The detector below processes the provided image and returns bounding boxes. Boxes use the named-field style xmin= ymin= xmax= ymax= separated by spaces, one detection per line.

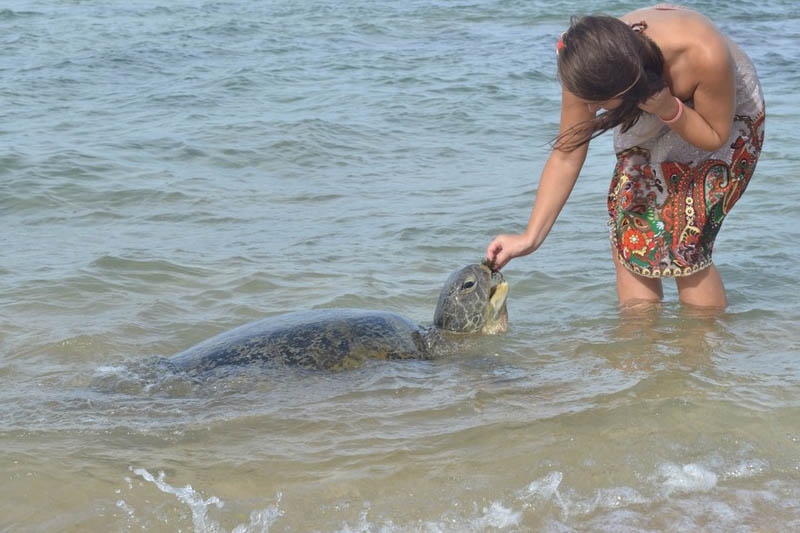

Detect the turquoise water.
xmin=2 ymin=1 xmax=799 ymax=531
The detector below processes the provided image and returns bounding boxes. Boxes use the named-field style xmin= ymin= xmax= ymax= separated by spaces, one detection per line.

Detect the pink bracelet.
xmin=660 ymin=96 xmax=684 ymax=124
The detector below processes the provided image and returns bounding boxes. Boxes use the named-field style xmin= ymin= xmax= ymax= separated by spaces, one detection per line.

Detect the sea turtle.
xmin=169 ymin=262 xmax=509 ymax=372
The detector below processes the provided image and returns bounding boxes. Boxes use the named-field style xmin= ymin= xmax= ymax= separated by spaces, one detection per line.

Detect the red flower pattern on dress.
xmin=621 ymin=228 xmax=648 ymax=259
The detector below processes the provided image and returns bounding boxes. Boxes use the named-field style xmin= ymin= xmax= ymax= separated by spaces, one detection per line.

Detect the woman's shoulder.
xmin=619 ymin=5 xmax=708 ymax=27
xmin=620 ymin=5 xmax=729 ymax=63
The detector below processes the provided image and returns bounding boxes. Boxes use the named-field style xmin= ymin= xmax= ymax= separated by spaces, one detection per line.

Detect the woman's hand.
xmin=485 ymin=233 xmax=536 ymax=271
xmin=638 ymin=87 xmax=679 ymax=120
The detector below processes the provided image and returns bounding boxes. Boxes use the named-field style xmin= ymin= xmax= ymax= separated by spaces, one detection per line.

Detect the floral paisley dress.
xmin=608 ymin=24 xmax=765 ymax=278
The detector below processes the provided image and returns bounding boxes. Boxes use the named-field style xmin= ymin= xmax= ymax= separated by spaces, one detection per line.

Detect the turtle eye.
xmin=461 ymin=278 xmax=476 ymax=290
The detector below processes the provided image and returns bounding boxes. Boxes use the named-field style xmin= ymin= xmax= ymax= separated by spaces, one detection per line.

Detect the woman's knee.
xmin=612 ymin=249 xmax=663 ymax=305
xmin=675 ymin=265 xmax=727 ymax=308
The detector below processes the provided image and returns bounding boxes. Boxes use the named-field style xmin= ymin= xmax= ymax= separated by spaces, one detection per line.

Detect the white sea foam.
xmin=517 ymin=471 xmax=567 ymax=518
xmin=524 ymin=471 xmax=564 ymax=501
xmin=124 ymin=462 xmax=793 ymax=532
xmin=132 ymin=467 xmax=283 ymax=533
xmin=519 ymin=471 xmax=651 ymax=519
xmin=134 ymin=468 xmax=224 ymax=532
xmin=336 ymin=509 xmax=397 ymax=533
xmin=476 ymin=502 xmax=523 ymax=529
xmin=335 ymin=501 xmax=522 ymax=533
xmin=115 ymin=499 xmax=135 ymax=518
xmin=92 ymin=365 xmax=126 ymax=376
xmin=231 ymin=508 xmax=286 ymax=533
xmin=721 ymin=458 xmax=770 ymax=480
xmin=657 ymin=462 xmax=718 ymax=495
xmin=591 ymin=486 xmax=650 ymax=510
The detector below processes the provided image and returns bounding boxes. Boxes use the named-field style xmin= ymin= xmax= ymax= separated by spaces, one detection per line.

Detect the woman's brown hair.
xmin=555 ymin=15 xmax=667 ymax=151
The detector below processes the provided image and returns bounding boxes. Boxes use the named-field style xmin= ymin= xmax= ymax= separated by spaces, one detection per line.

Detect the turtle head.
xmin=432 ymin=262 xmax=509 ymax=334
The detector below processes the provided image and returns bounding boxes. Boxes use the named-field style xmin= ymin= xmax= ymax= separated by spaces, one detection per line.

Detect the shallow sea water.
xmin=2 ymin=1 xmax=800 ymax=531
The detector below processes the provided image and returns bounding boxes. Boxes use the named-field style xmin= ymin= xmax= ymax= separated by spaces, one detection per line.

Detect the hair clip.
xmin=556 ymin=32 xmax=566 ymax=55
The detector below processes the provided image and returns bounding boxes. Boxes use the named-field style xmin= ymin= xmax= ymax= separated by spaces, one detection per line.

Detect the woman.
xmin=485 ymin=5 xmax=764 ymax=308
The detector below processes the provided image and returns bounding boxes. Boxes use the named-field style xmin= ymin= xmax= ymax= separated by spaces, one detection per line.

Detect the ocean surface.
xmin=2 ymin=0 xmax=799 ymax=531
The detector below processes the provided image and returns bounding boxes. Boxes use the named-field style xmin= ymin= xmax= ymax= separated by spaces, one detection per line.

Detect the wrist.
xmin=658 ymin=96 xmax=684 ymax=123
xmin=521 ymin=229 xmax=541 ymax=253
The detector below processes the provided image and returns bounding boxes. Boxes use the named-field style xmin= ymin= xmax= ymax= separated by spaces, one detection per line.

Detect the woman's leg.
xmin=611 ymin=247 xmax=664 ymax=307
xmin=675 ymin=264 xmax=727 ymax=308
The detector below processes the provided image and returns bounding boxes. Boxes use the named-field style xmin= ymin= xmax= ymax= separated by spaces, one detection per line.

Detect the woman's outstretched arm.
xmin=487 ymin=89 xmax=592 ymax=269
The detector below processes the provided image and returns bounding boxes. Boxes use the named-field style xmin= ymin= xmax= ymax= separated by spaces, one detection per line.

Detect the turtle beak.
xmin=483 ymin=271 xmax=509 ymax=334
